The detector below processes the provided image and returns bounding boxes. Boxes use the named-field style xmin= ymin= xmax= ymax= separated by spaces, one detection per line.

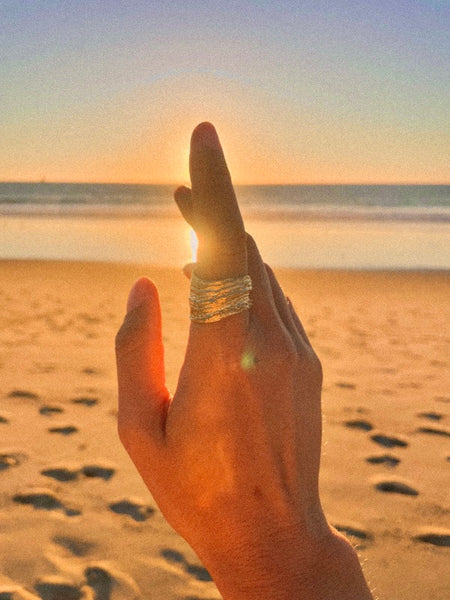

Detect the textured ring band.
xmin=189 ymin=272 xmax=252 ymax=323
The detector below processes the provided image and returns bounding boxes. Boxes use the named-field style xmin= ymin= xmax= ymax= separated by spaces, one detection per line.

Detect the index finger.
xmin=189 ymin=122 xmax=247 ymax=281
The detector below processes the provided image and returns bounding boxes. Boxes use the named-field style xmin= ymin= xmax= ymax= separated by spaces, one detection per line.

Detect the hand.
xmin=115 ymin=123 xmax=372 ymax=600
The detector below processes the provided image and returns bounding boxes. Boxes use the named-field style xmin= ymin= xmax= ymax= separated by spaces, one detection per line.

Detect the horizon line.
xmin=1 ymin=179 xmax=449 ymax=187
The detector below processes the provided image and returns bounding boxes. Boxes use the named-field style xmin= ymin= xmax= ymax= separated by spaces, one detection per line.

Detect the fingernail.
xmin=127 ymin=277 xmax=151 ymax=312
xmin=193 ymin=122 xmax=221 ymax=150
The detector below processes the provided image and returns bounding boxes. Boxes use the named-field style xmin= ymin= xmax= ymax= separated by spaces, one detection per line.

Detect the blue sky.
xmin=1 ymin=0 xmax=448 ymax=183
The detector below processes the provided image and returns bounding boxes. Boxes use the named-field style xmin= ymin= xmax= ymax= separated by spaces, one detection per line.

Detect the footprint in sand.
xmin=82 ymin=464 xmax=115 ymax=481
xmin=48 ymin=426 xmax=78 ymax=436
xmin=375 ymin=480 xmax=419 ymax=496
xmin=7 ymin=390 xmax=39 ymax=400
xmin=71 ymin=397 xmax=99 ymax=407
xmin=344 ymin=419 xmax=373 ymax=432
xmin=335 ymin=382 xmax=356 ymax=389
xmin=109 ymin=499 xmax=154 ymax=522
xmin=366 ymin=454 xmax=400 ymax=467
xmin=0 ymin=579 xmax=41 ymax=599
xmin=41 ymin=463 xmax=115 ymax=483
xmin=39 ymin=405 xmax=64 ymax=416
xmin=13 ymin=489 xmax=81 ymax=516
xmin=333 ymin=524 xmax=373 ymax=541
xmin=84 ymin=563 xmax=140 ymax=600
xmin=82 ymin=367 xmax=100 ymax=376
xmin=0 ymin=452 xmax=27 ymax=471
xmin=13 ymin=490 xmax=63 ymax=511
xmin=160 ymin=548 xmax=185 ymax=565
xmin=370 ymin=434 xmax=408 ymax=449
xmin=185 ymin=564 xmax=213 ymax=582
xmin=0 ymin=590 xmax=41 ymax=599
xmin=33 ymin=362 xmax=57 ymax=374
xmin=34 ymin=576 xmax=82 ymax=600
xmin=434 ymin=396 xmax=450 ymax=403
xmin=418 ymin=411 xmax=443 ymax=421
xmin=413 ymin=530 xmax=450 ymax=547
xmin=53 ymin=535 xmax=95 ymax=557
xmin=415 ymin=426 xmax=450 ymax=438
xmin=160 ymin=548 xmax=213 ymax=582
xmin=41 ymin=466 xmax=79 ymax=482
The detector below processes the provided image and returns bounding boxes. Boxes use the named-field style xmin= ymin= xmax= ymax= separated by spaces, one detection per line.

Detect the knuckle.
xmin=263 ymin=262 xmax=275 ymax=278
xmin=245 ymin=233 xmax=257 ymax=248
xmin=227 ymin=228 xmax=247 ymax=249
xmin=200 ymin=220 xmax=245 ymax=245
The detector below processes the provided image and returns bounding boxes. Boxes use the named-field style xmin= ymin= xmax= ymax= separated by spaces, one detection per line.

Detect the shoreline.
xmin=1 ymin=216 xmax=449 ymax=271
xmin=2 ymin=256 xmax=450 ymax=270
xmin=1 ymin=206 xmax=449 ymax=222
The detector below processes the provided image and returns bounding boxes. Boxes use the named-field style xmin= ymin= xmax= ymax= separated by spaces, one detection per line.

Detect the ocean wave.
xmin=1 ymin=202 xmax=449 ymax=223
xmin=241 ymin=204 xmax=450 ymax=223
xmin=0 ymin=203 xmax=179 ymax=218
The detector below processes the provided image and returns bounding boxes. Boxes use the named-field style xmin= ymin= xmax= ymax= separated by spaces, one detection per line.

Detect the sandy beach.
xmin=0 ymin=259 xmax=448 ymax=600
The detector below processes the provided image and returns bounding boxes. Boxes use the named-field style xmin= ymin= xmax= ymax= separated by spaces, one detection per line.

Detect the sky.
xmin=1 ymin=0 xmax=448 ymax=184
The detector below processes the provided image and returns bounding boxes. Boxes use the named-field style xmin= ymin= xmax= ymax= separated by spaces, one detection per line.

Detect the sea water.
xmin=1 ymin=183 xmax=449 ymax=269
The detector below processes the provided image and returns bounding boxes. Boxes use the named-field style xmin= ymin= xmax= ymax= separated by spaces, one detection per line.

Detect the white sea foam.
xmin=1 ymin=201 xmax=449 ymax=223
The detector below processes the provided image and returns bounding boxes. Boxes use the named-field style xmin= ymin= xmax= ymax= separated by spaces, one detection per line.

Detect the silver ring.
xmin=189 ymin=272 xmax=252 ymax=323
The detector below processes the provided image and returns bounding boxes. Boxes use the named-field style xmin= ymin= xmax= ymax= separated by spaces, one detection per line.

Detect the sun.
xmin=189 ymin=229 xmax=199 ymax=263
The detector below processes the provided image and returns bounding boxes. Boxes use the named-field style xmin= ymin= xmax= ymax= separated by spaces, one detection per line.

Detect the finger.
xmin=246 ymin=234 xmax=280 ymax=322
xmin=174 ymin=185 xmax=194 ymax=228
xmin=189 ymin=122 xmax=247 ymax=281
xmin=115 ymin=278 xmax=170 ymax=448
xmin=264 ymin=265 xmax=311 ymax=350
xmin=286 ymin=297 xmax=313 ymax=348
xmin=177 ymin=183 xmax=308 ymax=347
xmin=264 ymin=264 xmax=294 ymax=328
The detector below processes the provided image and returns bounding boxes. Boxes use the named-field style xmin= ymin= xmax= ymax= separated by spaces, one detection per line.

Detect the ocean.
xmin=1 ymin=183 xmax=449 ymax=270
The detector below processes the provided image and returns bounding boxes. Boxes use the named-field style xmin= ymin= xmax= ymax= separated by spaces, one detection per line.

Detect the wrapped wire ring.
xmin=189 ymin=272 xmax=252 ymax=323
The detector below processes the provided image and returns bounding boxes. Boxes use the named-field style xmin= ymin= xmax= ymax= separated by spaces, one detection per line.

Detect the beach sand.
xmin=0 ymin=260 xmax=448 ymax=599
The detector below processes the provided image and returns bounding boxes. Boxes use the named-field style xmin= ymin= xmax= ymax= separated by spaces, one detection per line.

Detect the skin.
xmin=115 ymin=122 xmax=373 ymax=600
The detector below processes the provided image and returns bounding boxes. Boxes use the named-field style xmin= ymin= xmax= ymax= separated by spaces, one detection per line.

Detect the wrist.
xmin=198 ymin=524 xmax=372 ymax=600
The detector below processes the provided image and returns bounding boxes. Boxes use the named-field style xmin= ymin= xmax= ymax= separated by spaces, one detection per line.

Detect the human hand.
xmin=115 ymin=123 xmax=372 ymax=600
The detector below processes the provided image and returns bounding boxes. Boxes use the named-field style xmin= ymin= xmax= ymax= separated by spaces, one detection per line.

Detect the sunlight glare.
xmin=190 ymin=228 xmax=199 ymax=263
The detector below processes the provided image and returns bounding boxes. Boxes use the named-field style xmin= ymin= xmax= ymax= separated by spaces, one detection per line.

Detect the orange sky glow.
xmin=1 ymin=3 xmax=448 ymax=185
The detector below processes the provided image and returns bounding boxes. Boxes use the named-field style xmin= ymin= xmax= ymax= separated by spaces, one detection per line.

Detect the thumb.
xmin=115 ymin=277 xmax=170 ymax=450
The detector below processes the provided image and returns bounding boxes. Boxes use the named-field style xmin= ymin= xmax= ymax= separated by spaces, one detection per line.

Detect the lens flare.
xmin=241 ymin=350 xmax=256 ymax=371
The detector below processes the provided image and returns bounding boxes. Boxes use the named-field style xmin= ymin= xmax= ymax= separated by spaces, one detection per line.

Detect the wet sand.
xmin=0 ymin=260 xmax=448 ymax=599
